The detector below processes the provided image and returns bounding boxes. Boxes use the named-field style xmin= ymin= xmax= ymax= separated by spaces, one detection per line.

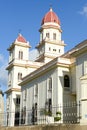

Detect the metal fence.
xmin=0 ymin=101 xmax=81 ymax=126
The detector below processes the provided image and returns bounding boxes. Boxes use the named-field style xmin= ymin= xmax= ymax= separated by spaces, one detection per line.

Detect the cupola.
xmin=16 ymin=33 xmax=27 ymax=43
xmin=41 ymin=8 xmax=60 ymax=25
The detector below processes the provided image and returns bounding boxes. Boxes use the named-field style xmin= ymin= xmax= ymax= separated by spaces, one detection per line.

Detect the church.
xmin=6 ymin=8 xmax=87 ymax=126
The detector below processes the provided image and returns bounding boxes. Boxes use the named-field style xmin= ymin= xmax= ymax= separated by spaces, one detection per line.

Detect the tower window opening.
xmin=46 ymin=33 xmax=50 ymax=38
xmin=49 ymin=47 xmax=51 ymax=51
xmin=53 ymin=33 xmax=56 ymax=40
xmin=19 ymin=51 xmax=23 ymax=59
xmin=59 ymin=49 xmax=60 ymax=53
xmin=16 ymin=96 xmax=20 ymax=105
xmin=18 ymin=73 xmax=22 ymax=81
xmin=53 ymin=49 xmax=56 ymax=52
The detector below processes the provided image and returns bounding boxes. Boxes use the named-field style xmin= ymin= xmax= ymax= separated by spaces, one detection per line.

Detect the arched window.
xmin=64 ymin=75 xmax=70 ymax=88
xmin=19 ymin=51 xmax=23 ymax=59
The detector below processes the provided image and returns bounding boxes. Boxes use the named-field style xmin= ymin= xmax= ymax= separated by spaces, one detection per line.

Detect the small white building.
xmin=6 ymin=8 xmax=87 ymax=126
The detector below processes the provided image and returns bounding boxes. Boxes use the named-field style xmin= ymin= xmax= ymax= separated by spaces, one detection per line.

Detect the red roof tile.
xmin=16 ymin=34 xmax=27 ymax=43
xmin=41 ymin=8 xmax=60 ymax=25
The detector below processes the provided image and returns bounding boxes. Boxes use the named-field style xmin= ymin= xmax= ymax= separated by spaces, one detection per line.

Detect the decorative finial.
xmin=50 ymin=3 xmax=53 ymax=11
xmin=18 ymin=29 xmax=22 ymax=35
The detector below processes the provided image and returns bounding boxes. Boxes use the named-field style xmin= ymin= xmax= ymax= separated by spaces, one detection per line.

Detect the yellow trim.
xmin=20 ymin=57 xmax=70 ymax=86
xmin=5 ymin=88 xmax=21 ymax=94
xmin=6 ymin=60 xmax=41 ymax=70
xmin=7 ymin=41 xmax=31 ymax=51
xmin=39 ymin=25 xmax=62 ymax=33
xmin=36 ymin=53 xmax=57 ymax=62
xmin=36 ymin=40 xmax=66 ymax=48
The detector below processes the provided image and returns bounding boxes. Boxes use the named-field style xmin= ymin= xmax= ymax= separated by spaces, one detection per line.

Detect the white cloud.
xmin=79 ymin=4 xmax=87 ymax=17
xmin=29 ymin=49 xmax=38 ymax=61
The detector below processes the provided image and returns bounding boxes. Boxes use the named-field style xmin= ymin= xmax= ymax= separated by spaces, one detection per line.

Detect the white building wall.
xmin=70 ymin=64 xmax=76 ymax=94
xmin=58 ymin=67 xmax=65 ymax=104
xmin=0 ymin=92 xmax=4 ymax=126
xmin=12 ymin=66 xmax=26 ymax=89
xmin=57 ymin=66 xmax=76 ymax=104
xmin=80 ymin=76 xmax=87 ymax=124
xmin=21 ymin=67 xmax=59 ymax=124
xmin=6 ymin=91 xmax=21 ymax=126
xmin=76 ymin=52 xmax=87 ymax=102
xmin=45 ymin=42 xmax=64 ymax=57
xmin=14 ymin=44 xmax=29 ymax=60
xmin=21 ymin=63 xmax=77 ymax=125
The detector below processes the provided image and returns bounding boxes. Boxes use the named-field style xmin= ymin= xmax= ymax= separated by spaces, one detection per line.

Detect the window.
xmin=48 ymin=98 xmax=52 ymax=113
xmin=7 ymin=97 xmax=10 ymax=108
xmin=46 ymin=33 xmax=50 ymax=38
xmin=8 ymin=72 xmax=12 ymax=87
xmin=32 ymin=103 xmax=37 ymax=123
xmin=34 ymin=103 xmax=37 ymax=122
xmin=53 ymin=33 xmax=56 ymax=40
xmin=18 ymin=73 xmax=22 ymax=81
xmin=59 ymin=49 xmax=60 ymax=53
xmin=53 ymin=49 xmax=56 ymax=52
xmin=45 ymin=98 xmax=52 ymax=116
xmin=24 ymin=89 xmax=27 ymax=101
xmin=35 ymin=84 xmax=38 ymax=96
xmin=21 ymin=106 xmax=26 ymax=124
xmin=84 ymin=62 xmax=87 ymax=74
xmin=48 ymin=78 xmax=52 ymax=91
xmin=19 ymin=51 xmax=23 ymax=59
xmin=40 ymin=32 xmax=43 ymax=41
xmin=16 ymin=96 xmax=20 ymax=105
xmin=64 ymin=75 xmax=70 ymax=88
xmin=9 ymin=50 xmax=14 ymax=62
xmin=49 ymin=47 xmax=51 ymax=51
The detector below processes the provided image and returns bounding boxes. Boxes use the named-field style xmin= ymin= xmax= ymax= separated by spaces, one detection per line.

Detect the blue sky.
xmin=0 ymin=0 xmax=87 ymax=92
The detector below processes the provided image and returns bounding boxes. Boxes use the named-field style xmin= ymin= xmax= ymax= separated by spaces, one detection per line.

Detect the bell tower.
xmin=36 ymin=8 xmax=66 ymax=63
xmin=6 ymin=33 xmax=31 ymax=126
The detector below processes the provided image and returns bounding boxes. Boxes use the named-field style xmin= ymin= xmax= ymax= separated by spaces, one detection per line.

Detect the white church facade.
xmin=6 ymin=8 xmax=87 ymax=126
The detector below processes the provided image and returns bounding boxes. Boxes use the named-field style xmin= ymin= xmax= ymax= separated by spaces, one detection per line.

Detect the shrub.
xmin=54 ymin=111 xmax=61 ymax=122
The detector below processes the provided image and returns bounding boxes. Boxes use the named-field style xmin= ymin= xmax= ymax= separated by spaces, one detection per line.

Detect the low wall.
xmin=0 ymin=124 xmax=87 ymax=130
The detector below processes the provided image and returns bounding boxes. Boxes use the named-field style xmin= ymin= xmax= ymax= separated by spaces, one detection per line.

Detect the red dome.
xmin=41 ymin=8 xmax=60 ymax=25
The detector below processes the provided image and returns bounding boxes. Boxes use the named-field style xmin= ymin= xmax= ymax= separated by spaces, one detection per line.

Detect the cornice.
xmin=36 ymin=53 xmax=57 ymax=62
xmin=6 ymin=59 xmax=43 ymax=70
xmin=36 ymin=39 xmax=66 ymax=48
xmin=63 ymin=40 xmax=87 ymax=58
xmin=19 ymin=57 xmax=71 ymax=86
xmin=39 ymin=24 xmax=62 ymax=33
xmin=7 ymin=41 xmax=31 ymax=51
xmin=5 ymin=88 xmax=21 ymax=94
